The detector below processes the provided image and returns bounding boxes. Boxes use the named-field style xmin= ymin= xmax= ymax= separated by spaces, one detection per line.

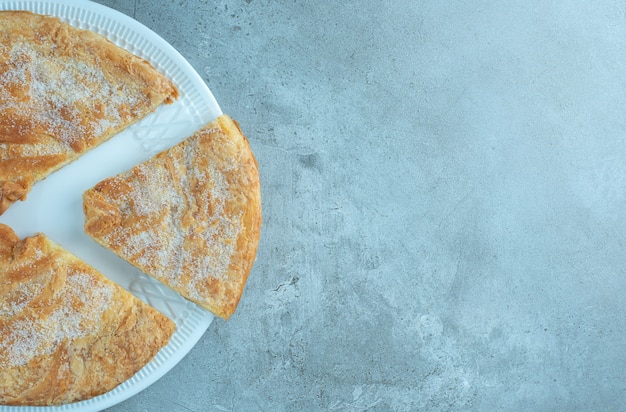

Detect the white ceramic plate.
xmin=0 ymin=1 xmax=219 ymax=410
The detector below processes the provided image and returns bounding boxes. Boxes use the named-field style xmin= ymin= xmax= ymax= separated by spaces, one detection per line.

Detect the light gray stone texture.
xmin=95 ymin=0 xmax=626 ymax=410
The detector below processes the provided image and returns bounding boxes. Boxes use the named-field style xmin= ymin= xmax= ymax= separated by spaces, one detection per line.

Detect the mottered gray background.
xmin=96 ymin=0 xmax=626 ymax=410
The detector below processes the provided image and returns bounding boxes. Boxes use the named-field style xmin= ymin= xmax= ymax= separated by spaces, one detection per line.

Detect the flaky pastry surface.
xmin=0 ymin=224 xmax=176 ymax=406
xmin=0 ymin=11 xmax=178 ymax=215
xmin=83 ymin=115 xmax=262 ymax=319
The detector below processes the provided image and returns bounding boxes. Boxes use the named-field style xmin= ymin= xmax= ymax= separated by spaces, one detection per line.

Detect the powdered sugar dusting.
xmin=0 ymin=273 xmax=47 ymax=318
xmin=0 ymin=266 xmax=115 ymax=368
xmin=185 ymin=159 xmax=242 ymax=302
xmin=0 ymin=40 xmax=145 ymax=151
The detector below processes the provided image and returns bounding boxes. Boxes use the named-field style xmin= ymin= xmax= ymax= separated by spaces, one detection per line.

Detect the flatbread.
xmin=83 ymin=115 xmax=262 ymax=319
xmin=0 ymin=224 xmax=176 ymax=406
xmin=0 ymin=11 xmax=178 ymax=215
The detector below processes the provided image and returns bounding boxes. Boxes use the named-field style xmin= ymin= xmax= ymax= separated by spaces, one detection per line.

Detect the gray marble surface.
xmin=94 ymin=0 xmax=626 ymax=410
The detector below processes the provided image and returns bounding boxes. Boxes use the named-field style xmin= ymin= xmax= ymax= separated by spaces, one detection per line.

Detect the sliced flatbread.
xmin=0 ymin=11 xmax=178 ymax=215
xmin=0 ymin=224 xmax=176 ymax=406
xmin=83 ymin=115 xmax=262 ymax=319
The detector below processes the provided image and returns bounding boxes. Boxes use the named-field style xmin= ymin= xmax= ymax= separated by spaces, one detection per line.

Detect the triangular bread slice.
xmin=0 ymin=11 xmax=178 ymax=215
xmin=83 ymin=115 xmax=262 ymax=319
xmin=0 ymin=224 xmax=176 ymax=406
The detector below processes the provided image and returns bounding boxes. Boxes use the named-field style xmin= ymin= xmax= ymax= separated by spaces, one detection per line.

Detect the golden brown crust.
xmin=0 ymin=224 xmax=176 ymax=406
xmin=0 ymin=11 xmax=178 ymax=215
xmin=83 ymin=115 xmax=262 ymax=319
xmin=0 ymin=181 xmax=27 ymax=215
